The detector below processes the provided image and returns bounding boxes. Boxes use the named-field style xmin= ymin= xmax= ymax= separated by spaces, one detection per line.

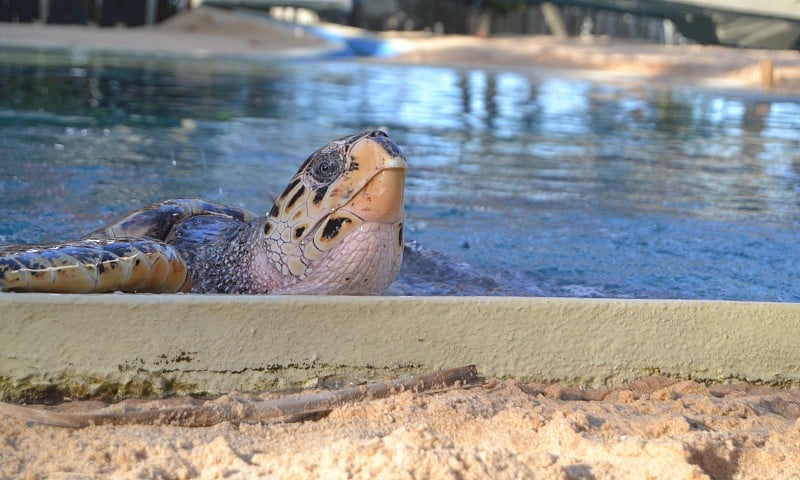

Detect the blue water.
xmin=1 ymin=48 xmax=798 ymax=300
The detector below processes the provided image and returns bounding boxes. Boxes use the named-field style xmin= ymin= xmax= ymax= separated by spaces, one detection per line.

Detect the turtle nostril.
xmin=369 ymin=129 xmax=387 ymax=138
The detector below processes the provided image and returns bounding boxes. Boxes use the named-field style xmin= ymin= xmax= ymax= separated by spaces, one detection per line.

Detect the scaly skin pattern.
xmin=0 ymin=239 xmax=189 ymax=293
xmin=0 ymin=130 xmax=407 ymax=295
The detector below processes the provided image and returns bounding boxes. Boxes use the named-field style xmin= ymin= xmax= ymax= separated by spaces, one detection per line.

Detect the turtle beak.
xmin=341 ymin=132 xmax=407 ymax=223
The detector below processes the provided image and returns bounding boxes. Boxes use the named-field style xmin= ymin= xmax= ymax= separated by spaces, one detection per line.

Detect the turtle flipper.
xmin=87 ymin=198 xmax=258 ymax=241
xmin=1 ymin=199 xmax=253 ymax=293
xmin=0 ymin=239 xmax=190 ymax=293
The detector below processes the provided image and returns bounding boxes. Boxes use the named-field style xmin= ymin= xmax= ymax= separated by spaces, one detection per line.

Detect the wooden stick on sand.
xmin=0 ymin=365 xmax=482 ymax=428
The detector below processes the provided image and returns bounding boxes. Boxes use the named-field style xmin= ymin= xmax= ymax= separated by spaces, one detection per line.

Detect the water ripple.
xmin=1 ymin=50 xmax=798 ymax=300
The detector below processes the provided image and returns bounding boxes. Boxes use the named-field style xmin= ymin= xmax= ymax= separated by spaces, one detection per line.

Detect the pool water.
xmin=1 ymin=49 xmax=798 ymax=300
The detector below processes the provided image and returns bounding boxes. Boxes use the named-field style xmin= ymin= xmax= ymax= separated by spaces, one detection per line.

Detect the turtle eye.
xmin=309 ymin=154 xmax=342 ymax=183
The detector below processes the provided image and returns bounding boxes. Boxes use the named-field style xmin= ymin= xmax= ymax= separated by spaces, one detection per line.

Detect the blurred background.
xmin=2 ymin=0 xmax=799 ymax=49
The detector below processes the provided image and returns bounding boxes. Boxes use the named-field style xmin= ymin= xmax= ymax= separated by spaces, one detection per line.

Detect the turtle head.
xmin=256 ymin=130 xmax=407 ymax=294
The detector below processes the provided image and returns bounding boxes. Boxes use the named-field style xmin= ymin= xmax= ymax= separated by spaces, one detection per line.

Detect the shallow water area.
xmin=1 ymin=47 xmax=798 ymax=301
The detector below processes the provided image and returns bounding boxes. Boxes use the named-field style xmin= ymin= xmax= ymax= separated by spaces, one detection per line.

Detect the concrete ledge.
xmin=1 ymin=293 xmax=798 ymax=401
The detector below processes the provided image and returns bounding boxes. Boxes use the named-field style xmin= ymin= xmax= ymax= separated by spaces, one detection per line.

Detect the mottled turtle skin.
xmin=0 ymin=130 xmax=407 ymax=295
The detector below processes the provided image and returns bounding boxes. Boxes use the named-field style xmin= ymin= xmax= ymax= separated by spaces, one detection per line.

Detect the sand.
xmin=2 ymin=376 xmax=800 ymax=478
xmin=0 ymin=7 xmax=338 ymax=59
xmin=2 ymin=7 xmax=800 ymax=478
xmin=377 ymin=34 xmax=800 ymax=93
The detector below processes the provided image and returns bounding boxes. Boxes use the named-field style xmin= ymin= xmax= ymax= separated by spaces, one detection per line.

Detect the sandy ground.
xmin=2 ymin=376 xmax=800 ymax=478
xmin=379 ymin=34 xmax=800 ymax=93
xmin=2 ymin=7 xmax=800 ymax=478
xmin=0 ymin=7 xmax=337 ymax=58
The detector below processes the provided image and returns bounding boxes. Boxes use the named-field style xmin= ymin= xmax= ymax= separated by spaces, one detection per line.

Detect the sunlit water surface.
xmin=1 ymin=49 xmax=798 ymax=300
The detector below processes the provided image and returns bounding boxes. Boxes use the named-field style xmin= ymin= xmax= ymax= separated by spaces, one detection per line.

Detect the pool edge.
xmin=1 ymin=293 xmax=798 ymax=401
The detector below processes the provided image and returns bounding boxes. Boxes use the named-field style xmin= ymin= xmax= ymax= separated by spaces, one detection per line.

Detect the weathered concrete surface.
xmin=1 ymin=293 xmax=798 ymax=401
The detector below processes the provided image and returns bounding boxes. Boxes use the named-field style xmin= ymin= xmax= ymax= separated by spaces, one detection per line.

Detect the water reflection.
xmin=0 ymin=49 xmax=798 ymax=300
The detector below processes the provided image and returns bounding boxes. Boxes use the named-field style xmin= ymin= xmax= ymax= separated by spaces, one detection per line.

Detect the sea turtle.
xmin=0 ymin=130 xmax=407 ymax=295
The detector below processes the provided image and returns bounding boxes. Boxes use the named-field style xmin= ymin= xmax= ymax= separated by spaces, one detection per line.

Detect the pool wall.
xmin=1 ymin=293 xmax=798 ymax=401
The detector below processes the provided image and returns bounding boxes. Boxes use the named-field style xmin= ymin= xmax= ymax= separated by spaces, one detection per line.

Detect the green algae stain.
xmin=0 ymin=363 xmax=430 ymax=403
xmin=0 ymin=374 xmax=201 ymax=404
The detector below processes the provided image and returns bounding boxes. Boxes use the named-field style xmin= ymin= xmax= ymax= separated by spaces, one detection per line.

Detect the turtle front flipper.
xmin=87 ymin=198 xmax=258 ymax=241
xmin=0 ymin=239 xmax=190 ymax=293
